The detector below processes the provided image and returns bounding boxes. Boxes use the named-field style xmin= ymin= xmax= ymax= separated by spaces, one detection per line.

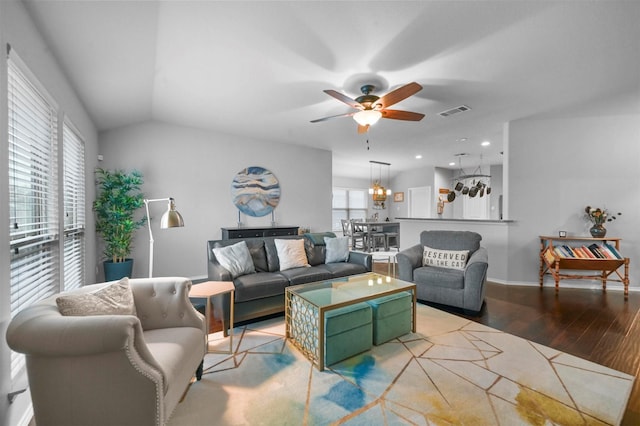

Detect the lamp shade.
xmin=160 ymin=198 xmax=184 ymax=228
xmin=353 ymin=110 xmax=382 ymax=126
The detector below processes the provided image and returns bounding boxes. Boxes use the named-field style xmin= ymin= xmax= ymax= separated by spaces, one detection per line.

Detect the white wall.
xmin=489 ymin=164 xmax=503 ymax=220
xmin=0 ymin=1 xmax=99 ymax=425
xmin=507 ymin=100 xmax=640 ymax=289
xmin=98 ymin=122 xmax=332 ymax=280
xmin=389 ymin=165 xmax=434 ymax=219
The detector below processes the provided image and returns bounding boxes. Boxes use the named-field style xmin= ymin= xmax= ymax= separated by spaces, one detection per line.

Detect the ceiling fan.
xmin=311 ymin=82 xmax=425 ymax=134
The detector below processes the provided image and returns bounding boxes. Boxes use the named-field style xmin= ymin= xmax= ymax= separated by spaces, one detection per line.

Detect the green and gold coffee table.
xmin=285 ymin=273 xmax=416 ymax=371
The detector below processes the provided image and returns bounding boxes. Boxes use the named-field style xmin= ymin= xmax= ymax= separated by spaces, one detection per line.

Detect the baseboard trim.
xmin=487 ymin=278 xmax=638 ymax=293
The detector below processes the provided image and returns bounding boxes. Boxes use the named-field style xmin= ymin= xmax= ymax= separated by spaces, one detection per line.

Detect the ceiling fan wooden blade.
xmin=357 ymin=124 xmax=369 ymax=134
xmin=324 ymin=89 xmax=362 ymax=109
xmin=381 ymin=109 xmax=425 ymax=121
xmin=377 ymin=82 xmax=422 ymax=109
xmin=310 ymin=111 xmax=355 ymax=123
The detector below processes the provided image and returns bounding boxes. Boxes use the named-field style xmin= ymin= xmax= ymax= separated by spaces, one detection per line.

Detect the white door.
xmin=408 ymin=186 xmax=431 ymax=218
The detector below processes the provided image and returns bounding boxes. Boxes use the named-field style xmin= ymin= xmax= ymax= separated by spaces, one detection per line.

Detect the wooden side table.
xmin=539 ymin=236 xmax=630 ymax=298
xmin=189 ymin=281 xmax=235 ymax=354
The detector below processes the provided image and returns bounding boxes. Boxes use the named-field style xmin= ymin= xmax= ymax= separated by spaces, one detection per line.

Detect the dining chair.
xmin=349 ymin=219 xmax=367 ymax=251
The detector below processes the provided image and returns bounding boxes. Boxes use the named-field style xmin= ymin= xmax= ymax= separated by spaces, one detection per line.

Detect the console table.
xmin=539 ymin=235 xmax=630 ymax=298
xmin=221 ymin=226 xmax=299 ymax=239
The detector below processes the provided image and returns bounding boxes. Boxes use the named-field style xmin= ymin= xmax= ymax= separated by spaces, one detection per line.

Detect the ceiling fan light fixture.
xmin=353 ymin=109 xmax=382 ymax=126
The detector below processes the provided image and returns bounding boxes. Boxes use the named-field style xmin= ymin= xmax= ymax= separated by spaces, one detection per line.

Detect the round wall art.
xmin=231 ymin=166 xmax=281 ymax=217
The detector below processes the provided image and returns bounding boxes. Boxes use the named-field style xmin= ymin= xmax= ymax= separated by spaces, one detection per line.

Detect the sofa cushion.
xmin=275 ymin=238 xmax=310 ymax=271
xmin=212 ymin=241 xmax=256 ymax=278
xmin=303 ymin=233 xmax=334 ymax=266
xmin=422 ymin=246 xmax=468 ymax=270
xmin=144 ymin=326 xmax=205 ymax=394
xmin=246 ymin=239 xmax=269 ymax=272
xmin=322 ymin=262 xmax=368 ymax=278
xmin=56 ymin=277 xmax=136 ymax=316
xmin=414 ymin=266 xmax=465 ymax=290
xmin=324 ymin=236 xmax=349 ymax=263
xmin=233 ymin=272 xmax=289 ymax=302
xmin=278 ymin=266 xmax=332 ymax=286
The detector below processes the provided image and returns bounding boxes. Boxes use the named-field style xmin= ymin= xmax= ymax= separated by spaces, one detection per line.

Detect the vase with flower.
xmin=584 ymin=206 xmax=622 ymax=238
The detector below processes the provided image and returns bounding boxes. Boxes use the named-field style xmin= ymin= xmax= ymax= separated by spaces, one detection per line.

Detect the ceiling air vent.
xmin=439 ymin=105 xmax=471 ymax=117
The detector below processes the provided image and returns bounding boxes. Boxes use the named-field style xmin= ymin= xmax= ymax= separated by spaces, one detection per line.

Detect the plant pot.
xmin=104 ymin=259 xmax=134 ymax=281
xmin=589 ymin=224 xmax=607 ymax=238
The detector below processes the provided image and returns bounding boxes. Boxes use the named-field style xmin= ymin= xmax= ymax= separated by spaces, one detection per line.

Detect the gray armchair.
xmin=396 ymin=230 xmax=488 ymax=313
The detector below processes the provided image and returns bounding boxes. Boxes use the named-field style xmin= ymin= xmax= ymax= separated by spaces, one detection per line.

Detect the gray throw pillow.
xmin=212 ymin=241 xmax=256 ymax=278
xmin=57 ymin=277 xmax=137 ymax=316
xmin=324 ymin=236 xmax=349 ymax=263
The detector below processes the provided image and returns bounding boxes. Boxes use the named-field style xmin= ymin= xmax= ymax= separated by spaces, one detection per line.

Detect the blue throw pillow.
xmin=324 ymin=237 xmax=349 ymax=263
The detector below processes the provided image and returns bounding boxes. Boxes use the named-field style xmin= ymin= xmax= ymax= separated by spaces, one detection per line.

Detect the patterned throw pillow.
xmin=56 ymin=277 xmax=137 ymax=316
xmin=212 ymin=241 xmax=256 ymax=279
xmin=275 ymin=239 xmax=310 ymax=271
xmin=422 ymin=246 xmax=469 ymax=270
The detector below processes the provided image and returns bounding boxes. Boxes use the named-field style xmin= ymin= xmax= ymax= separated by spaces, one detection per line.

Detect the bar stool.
xmin=368 ymin=229 xmax=386 ymax=252
xmin=385 ymin=232 xmax=399 ymax=251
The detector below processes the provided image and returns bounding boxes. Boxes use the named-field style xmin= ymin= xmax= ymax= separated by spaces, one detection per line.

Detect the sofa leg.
xmin=196 ymin=360 xmax=204 ymax=381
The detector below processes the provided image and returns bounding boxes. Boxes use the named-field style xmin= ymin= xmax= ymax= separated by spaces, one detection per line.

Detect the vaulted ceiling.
xmin=23 ymin=1 xmax=640 ymax=178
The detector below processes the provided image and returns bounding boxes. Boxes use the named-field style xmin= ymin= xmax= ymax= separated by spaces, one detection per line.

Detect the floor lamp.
xmin=144 ymin=197 xmax=185 ymax=278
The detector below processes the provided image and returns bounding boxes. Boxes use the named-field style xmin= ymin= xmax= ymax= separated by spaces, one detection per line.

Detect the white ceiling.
xmin=23 ymin=0 xmax=640 ymax=178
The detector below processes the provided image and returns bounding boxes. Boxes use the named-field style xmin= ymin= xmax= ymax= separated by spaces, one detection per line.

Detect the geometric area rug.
xmin=168 ymin=304 xmax=634 ymax=425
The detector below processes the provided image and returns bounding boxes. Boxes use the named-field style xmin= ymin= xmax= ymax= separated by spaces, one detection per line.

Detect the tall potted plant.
xmin=93 ymin=168 xmax=146 ymax=281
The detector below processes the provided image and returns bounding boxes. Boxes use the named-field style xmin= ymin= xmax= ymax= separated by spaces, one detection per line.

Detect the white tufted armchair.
xmin=6 ymin=277 xmax=206 ymax=426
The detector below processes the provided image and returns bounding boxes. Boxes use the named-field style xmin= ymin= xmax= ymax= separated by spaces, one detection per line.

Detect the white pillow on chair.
xmin=422 ymin=246 xmax=469 ymax=270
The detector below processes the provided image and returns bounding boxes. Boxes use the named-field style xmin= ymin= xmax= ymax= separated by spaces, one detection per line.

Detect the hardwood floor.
xmin=421 ymin=281 xmax=640 ymax=425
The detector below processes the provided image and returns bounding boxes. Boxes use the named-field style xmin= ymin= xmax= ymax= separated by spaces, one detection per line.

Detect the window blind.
xmin=63 ymin=122 xmax=85 ymax=291
xmin=8 ymin=56 xmax=59 ymax=379
xmin=331 ymin=188 xmax=368 ymax=231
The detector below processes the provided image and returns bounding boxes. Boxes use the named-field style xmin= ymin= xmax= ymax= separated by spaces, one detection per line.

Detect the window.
xmin=63 ymin=122 xmax=85 ymax=291
xmin=332 ymin=188 xmax=367 ymax=232
xmin=8 ymin=55 xmax=59 ymax=379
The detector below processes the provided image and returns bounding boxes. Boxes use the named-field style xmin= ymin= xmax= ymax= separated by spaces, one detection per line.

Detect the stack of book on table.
xmin=550 ymin=243 xmax=623 ymax=260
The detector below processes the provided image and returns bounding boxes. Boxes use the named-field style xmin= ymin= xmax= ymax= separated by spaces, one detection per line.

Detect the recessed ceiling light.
xmin=415 ymin=155 xmax=422 ymax=159
xmin=449 ymin=162 xmax=456 ymax=166
xmin=481 ymin=141 xmax=491 ymax=146
xmin=457 ymin=138 xmax=468 ymax=142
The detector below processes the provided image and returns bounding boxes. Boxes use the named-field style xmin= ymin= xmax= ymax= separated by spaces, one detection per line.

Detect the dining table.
xmin=351 ymin=221 xmax=400 ymax=252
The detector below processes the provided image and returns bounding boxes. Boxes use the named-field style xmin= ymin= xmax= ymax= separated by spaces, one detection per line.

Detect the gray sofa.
xmin=207 ymin=232 xmax=372 ymax=333
xmin=6 ymin=277 xmax=205 ymax=426
xmin=396 ymin=230 xmax=488 ymax=313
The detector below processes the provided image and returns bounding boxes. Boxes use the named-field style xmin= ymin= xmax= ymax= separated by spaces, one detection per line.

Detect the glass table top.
xmin=286 ymin=272 xmax=414 ymax=308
